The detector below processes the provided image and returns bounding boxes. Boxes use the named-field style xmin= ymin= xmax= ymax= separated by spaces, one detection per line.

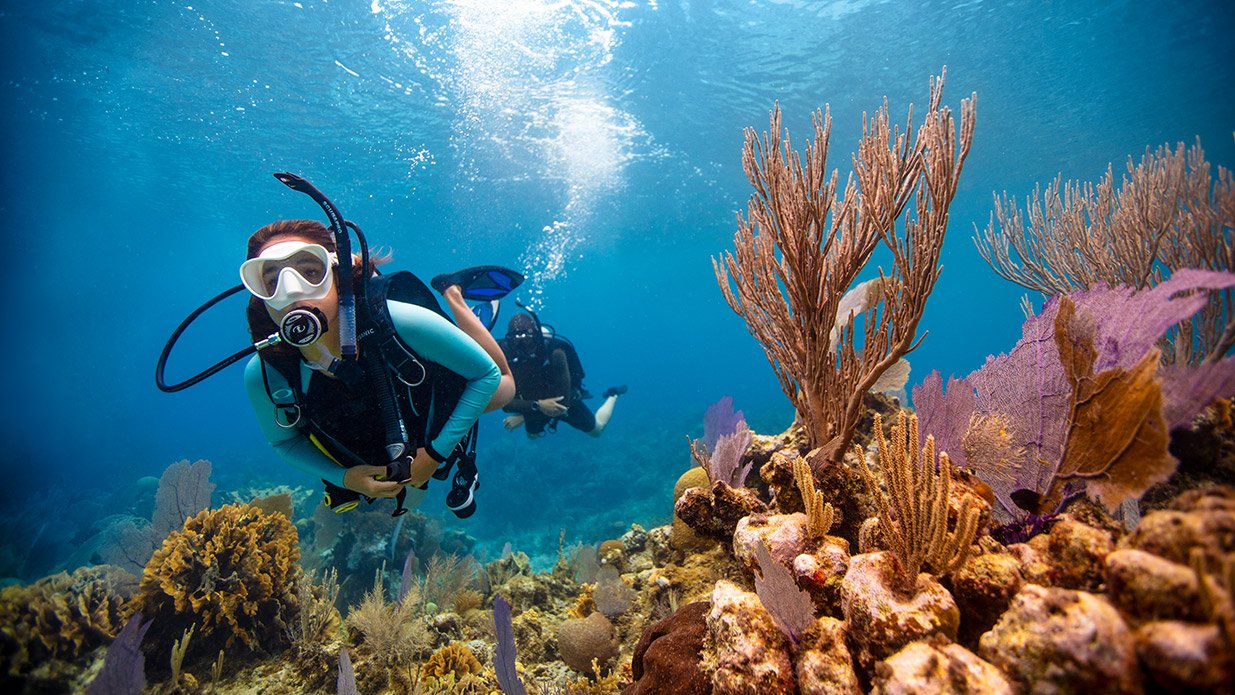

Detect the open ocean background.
xmin=2 ymin=0 xmax=1232 ymax=574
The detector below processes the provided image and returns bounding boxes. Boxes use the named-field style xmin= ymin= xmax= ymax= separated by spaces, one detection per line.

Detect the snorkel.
xmin=273 ymin=172 xmax=360 ymax=360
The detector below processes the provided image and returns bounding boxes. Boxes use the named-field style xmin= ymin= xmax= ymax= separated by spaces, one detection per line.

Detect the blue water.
xmin=2 ymin=0 xmax=1233 ymax=575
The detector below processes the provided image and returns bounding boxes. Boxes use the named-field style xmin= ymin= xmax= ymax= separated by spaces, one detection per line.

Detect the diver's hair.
xmin=245 ymin=219 xmax=391 ymax=365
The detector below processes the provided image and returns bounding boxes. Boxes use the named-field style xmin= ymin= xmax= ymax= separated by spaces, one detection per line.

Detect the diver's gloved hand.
xmin=503 ymin=414 xmax=525 ymax=431
xmin=536 ymin=396 xmax=569 ymax=417
xmin=343 ymin=465 xmax=405 ymax=499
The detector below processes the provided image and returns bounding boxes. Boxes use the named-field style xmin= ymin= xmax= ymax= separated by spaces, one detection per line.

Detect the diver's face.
xmin=508 ymin=327 xmax=540 ymax=355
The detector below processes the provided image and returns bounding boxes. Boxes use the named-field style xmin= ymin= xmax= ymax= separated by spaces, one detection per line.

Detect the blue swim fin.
xmin=431 ymin=265 xmax=525 ymax=301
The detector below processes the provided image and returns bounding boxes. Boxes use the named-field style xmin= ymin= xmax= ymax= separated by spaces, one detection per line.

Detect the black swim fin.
xmin=431 ymin=265 xmax=524 ymax=301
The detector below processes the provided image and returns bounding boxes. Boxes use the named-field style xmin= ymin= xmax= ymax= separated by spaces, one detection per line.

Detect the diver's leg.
xmin=441 ymin=284 xmax=515 ymax=410
xmin=587 ymin=396 xmax=618 ymax=437
xmin=588 ymin=385 xmax=626 ymax=436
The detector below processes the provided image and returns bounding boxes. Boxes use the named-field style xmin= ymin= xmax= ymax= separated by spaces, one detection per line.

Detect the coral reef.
xmin=128 ymin=502 xmax=301 ymax=661
xmin=0 ymin=565 xmax=135 ymax=690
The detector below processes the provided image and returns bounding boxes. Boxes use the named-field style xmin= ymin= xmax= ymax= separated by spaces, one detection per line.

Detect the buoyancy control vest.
xmin=258 ymin=270 xmax=477 ymax=513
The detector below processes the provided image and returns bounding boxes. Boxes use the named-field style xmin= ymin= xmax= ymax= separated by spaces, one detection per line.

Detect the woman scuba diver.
xmin=159 ymin=173 xmax=522 ymax=518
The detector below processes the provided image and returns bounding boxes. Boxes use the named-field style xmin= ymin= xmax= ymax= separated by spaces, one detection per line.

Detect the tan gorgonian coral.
xmin=976 ymin=137 xmax=1235 ymax=365
xmin=855 ymin=412 xmax=980 ymax=582
xmin=421 ymin=552 xmax=479 ymax=611
xmin=452 ymin=588 xmax=483 ymax=614
xmin=792 ymin=456 xmax=834 ymax=538
xmin=344 ymin=566 xmax=429 ymax=669
xmin=714 ymin=71 xmax=975 ymax=461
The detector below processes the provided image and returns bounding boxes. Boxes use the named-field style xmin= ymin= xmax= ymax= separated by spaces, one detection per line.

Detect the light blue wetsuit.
xmin=244 ymin=300 xmax=500 ymax=488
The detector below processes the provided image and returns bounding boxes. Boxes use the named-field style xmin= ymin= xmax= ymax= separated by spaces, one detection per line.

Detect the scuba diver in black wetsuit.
xmin=156 ymin=174 xmax=524 ymax=518
xmin=497 ymin=311 xmax=626 ymax=438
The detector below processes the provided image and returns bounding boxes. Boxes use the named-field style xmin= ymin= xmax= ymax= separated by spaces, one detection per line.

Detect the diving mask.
xmin=240 ymin=241 xmax=337 ymax=310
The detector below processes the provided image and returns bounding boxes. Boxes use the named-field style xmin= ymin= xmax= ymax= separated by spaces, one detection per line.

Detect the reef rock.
xmin=1104 ymin=548 xmax=1206 ymax=624
xmin=732 ymin=513 xmax=810 ymax=571
xmin=872 ymin=640 xmax=1013 ymax=695
xmin=947 ymin=551 xmax=1022 ymax=648
xmin=839 ymin=552 xmax=959 ymax=673
xmin=672 ymin=468 xmax=721 ymax=553
xmin=1043 ymin=516 xmax=1115 ymax=591
xmin=1135 ymin=620 xmax=1234 ymax=693
xmin=703 ymin=580 xmax=795 ymax=694
xmin=794 ymin=616 xmax=860 ymax=695
xmin=1006 ymin=534 xmax=1054 ymax=586
xmin=556 ymin=611 xmax=619 ymax=676
xmin=624 ymin=601 xmax=712 ymax=695
xmin=1122 ymin=486 xmax=1235 ymax=566
xmin=792 ymin=536 xmax=851 ymax=618
xmin=978 ymin=584 xmax=1140 ymax=694
xmin=677 ymin=481 xmax=769 ymax=543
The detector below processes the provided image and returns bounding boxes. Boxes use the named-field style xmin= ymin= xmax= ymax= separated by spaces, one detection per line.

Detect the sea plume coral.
xmin=714 ymin=70 xmax=975 ymax=461
xmin=128 ymin=502 xmax=301 ymax=654
xmin=976 ymin=137 xmax=1235 ymax=366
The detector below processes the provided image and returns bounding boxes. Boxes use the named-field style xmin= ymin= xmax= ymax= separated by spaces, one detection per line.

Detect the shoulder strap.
xmin=364 ymin=271 xmax=474 ymax=444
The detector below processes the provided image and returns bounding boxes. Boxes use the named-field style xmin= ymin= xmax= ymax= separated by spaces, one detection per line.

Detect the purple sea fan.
xmin=917 ymin=269 xmax=1235 ymax=518
xmin=86 ymin=613 xmax=151 ymax=695
xmin=753 ymin=541 xmax=815 ymax=646
xmin=703 ymin=395 xmax=746 ymax=452
xmin=709 ymin=420 xmax=754 ymax=486
xmin=912 ymin=371 xmax=977 ymax=468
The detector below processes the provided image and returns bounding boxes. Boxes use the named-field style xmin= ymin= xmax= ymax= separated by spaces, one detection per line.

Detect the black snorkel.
xmin=273 ymin=172 xmax=360 ymax=360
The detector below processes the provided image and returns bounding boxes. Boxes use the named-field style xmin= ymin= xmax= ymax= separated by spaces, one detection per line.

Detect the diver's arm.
xmin=388 ymin=301 xmax=500 ymax=460
xmin=243 ymin=356 xmax=347 ymax=488
xmin=504 ymin=396 xmax=538 ymax=415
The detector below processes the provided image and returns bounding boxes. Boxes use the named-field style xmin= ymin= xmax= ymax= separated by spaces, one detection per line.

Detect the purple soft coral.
xmin=703 ymin=395 xmax=746 ymax=452
xmin=914 ymin=269 xmax=1235 ymax=519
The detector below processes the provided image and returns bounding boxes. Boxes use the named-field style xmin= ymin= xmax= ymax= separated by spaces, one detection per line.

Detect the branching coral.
xmin=855 ymin=412 xmax=980 ymax=582
xmin=714 ymin=71 xmax=975 ymax=461
xmin=976 ymin=137 xmax=1235 ymax=365
xmin=129 ymin=502 xmax=300 ymax=654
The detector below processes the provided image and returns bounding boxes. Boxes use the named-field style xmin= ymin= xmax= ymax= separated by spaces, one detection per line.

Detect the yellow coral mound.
xmin=130 ymin=502 xmax=301 ymax=651
xmin=0 ymin=565 xmax=135 ymax=680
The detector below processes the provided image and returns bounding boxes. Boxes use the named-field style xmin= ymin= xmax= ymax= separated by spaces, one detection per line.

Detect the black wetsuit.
xmin=499 ymin=339 xmax=595 ymax=435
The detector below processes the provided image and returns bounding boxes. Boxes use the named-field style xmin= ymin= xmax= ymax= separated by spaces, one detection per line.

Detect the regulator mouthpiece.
xmin=279 ymin=307 xmax=329 ymax=347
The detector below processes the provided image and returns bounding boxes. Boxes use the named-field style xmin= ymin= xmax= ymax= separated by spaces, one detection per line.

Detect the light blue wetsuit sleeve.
xmin=243 ymin=355 xmax=347 ymax=488
xmin=387 ymin=300 xmax=500 ymax=460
